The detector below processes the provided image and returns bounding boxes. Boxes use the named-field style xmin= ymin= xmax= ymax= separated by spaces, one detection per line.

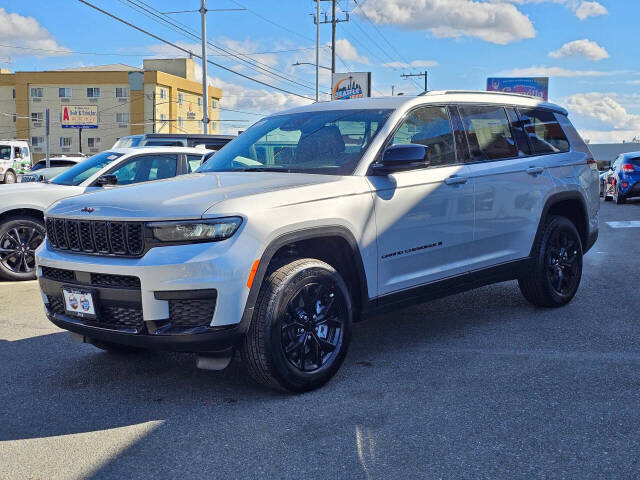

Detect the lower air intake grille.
xmin=41 ymin=266 xmax=76 ymax=283
xmin=169 ymin=299 xmax=217 ymax=328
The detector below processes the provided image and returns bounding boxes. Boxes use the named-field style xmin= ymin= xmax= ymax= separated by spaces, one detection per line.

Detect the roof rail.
xmin=422 ymin=89 xmax=544 ymax=101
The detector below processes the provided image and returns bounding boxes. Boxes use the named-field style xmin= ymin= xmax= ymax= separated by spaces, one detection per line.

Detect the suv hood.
xmin=45 ymin=172 xmax=355 ymax=220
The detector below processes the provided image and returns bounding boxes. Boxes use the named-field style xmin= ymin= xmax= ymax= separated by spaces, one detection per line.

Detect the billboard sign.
xmin=61 ymin=105 xmax=98 ymax=129
xmin=486 ymin=77 xmax=549 ymax=101
xmin=331 ymin=72 xmax=371 ymax=100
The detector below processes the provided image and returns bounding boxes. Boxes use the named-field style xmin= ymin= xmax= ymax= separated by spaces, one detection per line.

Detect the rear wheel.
xmin=241 ymin=258 xmax=353 ymax=392
xmin=614 ymin=185 xmax=626 ymax=204
xmin=2 ymin=170 xmax=16 ymax=184
xmin=518 ymin=216 xmax=583 ymax=308
xmin=0 ymin=216 xmax=45 ymax=281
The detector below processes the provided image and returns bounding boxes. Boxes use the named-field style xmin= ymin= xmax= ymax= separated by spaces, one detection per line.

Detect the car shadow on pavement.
xmin=1 ymin=281 xmax=546 ymax=478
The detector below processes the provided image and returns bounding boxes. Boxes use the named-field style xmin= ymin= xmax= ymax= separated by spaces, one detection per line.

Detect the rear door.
xmin=370 ymin=105 xmax=475 ymax=295
xmin=461 ymin=104 xmax=555 ymax=268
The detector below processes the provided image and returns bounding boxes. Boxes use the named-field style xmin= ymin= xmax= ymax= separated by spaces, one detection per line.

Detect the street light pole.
xmin=315 ymin=0 xmax=320 ymax=102
xmin=200 ymin=0 xmax=209 ymax=134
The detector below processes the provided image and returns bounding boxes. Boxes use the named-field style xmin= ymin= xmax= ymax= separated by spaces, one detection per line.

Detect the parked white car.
xmin=0 ymin=146 xmax=209 ymax=280
xmin=21 ymin=156 xmax=86 ymax=183
xmin=36 ymin=91 xmax=600 ymax=392
xmin=0 ymin=140 xmax=32 ymax=183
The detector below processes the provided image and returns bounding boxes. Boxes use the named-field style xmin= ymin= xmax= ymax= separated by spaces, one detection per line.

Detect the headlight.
xmin=149 ymin=217 xmax=242 ymax=243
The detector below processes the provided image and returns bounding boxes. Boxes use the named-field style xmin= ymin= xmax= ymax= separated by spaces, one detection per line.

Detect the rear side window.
xmin=458 ymin=105 xmax=518 ymax=162
xmin=519 ymin=108 xmax=570 ymax=154
xmin=505 ymin=108 xmax=532 ymax=156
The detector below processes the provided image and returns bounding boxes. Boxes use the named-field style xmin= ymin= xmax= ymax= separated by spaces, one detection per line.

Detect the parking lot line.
xmin=606 ymin=221 xmax=640 ymax=228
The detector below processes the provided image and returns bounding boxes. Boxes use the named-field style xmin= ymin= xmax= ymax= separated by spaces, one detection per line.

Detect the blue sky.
xmin=2 ymin=0 xmax=638 ymax=141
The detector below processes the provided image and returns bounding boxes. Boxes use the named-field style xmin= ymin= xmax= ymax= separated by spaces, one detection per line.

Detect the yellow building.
xmin=0 ymin=58 xmax=222 ymax=160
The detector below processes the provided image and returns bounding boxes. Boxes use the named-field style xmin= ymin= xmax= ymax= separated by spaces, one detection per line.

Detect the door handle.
xmin=444 ymin=176 xmax=468 ymax=185
xmin=526 ymin=166 xmax=544 ymax=175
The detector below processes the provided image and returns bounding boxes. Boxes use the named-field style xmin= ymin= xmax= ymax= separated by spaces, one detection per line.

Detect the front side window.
xmin=519 ymin=108 xmax=570 ymax=154
xmin=198 ymin=109 xmax=393 ymax=175
xmin=87 ymin=87 xmax=101 ymax=98
xmin=52 ymin=151 xmax=124 ymax=186
xmin=58 ymin=87 xmax=72 ymax=98
xmin=459 ymin=105 xmax=518 ymax=162
xmin=108 ymin=154 xmax=178 ymax=185
xmin=389 ymin=106 xmax=456 ymax=167
xmin=30 ymin=87 xmax=43 ymax=98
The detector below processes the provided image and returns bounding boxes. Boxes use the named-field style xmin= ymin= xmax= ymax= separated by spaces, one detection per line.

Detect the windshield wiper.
xmin=236 ymin=167 xmax=292 ymax=172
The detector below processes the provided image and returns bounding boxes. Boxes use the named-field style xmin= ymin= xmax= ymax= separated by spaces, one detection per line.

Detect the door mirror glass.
xmin=96 ymin=174 xmax=118 ymax=186
xmin=373 ymin=144 xmax=428 ymax=174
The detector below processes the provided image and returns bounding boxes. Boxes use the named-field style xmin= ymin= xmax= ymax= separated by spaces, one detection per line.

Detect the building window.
xmin=87 ymin=137 xmax=101 ymax=148
xmin=198 ymin=120 xmax=203 ymax=131
xmin=178 ymin=117 xmax=184 ymax=129
xmin=87 ymin=87 xmax=101 ymax=98
xmin=211 ymin=99 xmax=218 ymax=109
xmin=160 ymin=113 xmax=167 ymax=122
xmin=12 ymin=114 xmax=16 ymax=123
xmin=31 ymin=112 xmax=43 ymax=123
xmin=31 ymin=136 xmax=44 ymax=147
xmin=115 ymin=112 xmax=130 ymax=124
xmin=210 ymin=121 xmax=216 ymax=131
xmin=59 ymin=137 xmax=72 ymax=147
xmin=197 ymin=96 xmax=202 ymax=107
xmin=115 ymin=87 xmax=129 ymax=98
xmin=30 ymin=87 xmax=44 ymax=98
xmin=58 ymin=87 xmax=72 ymax=98
xmin=12 ymin=89 xmax=15 ymax=99
xmin=178 ymin=92 xmax=184 ymax=105
xmin=160 ymin=88 xmax=167 ymax=100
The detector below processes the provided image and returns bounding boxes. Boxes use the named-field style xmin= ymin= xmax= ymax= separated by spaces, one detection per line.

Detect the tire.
xmin=241 ymin=258 xmax=353 ymax=393
xmin=518 ymin=216 xmax=583 ymax=308
xmin=0 ymin=216 xmax=46 ymax=281
xmin=2 ymin=170 xmax=17 ymax=184
xmin=600 ymin=181 xmax=604 ymax=197
xmin=614 ymin=186 xmax=626 ymax=204
xmin=90 ymin=339 xmax=146 ymax=354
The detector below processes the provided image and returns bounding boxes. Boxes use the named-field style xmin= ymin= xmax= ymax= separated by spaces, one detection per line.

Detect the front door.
xmin=369 ymin=105 xmax=475 ymax=296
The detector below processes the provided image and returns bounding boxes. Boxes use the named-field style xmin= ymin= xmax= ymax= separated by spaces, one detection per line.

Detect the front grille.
xmin=91 ymin=272 xmax=140 ymax=289
xmin=41 ymin=266 xmax=75 ymax=283
xmin=169 ymin=299 xmax=216 ymax=327
xmin=46 ymin=217 xmax=146 ymax=257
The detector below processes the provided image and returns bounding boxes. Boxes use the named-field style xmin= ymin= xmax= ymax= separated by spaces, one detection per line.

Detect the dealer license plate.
xmin=63 ymin=288 xmax=97 ymax=318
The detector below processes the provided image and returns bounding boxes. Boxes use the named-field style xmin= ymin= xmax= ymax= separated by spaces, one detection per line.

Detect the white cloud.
xmin=564 ymin=92 xmax=640 ymax=130
xmin=358 ymin=0 xmax=536 ymax=45
xmin=334 ymin=39 xmax=369 ymax=65
xmin=382 ymin=60 xmax=439 ymax=68
xmin=578 ymin=130 xmax=639 ymax=144
xmin=549 ymin=39 xmax=609 ymax=61
xmin=0 ymin=8 xmax=69 ymax=57
xmin=499 ymin=65 xmax=613 ymax=77
xmin=575 ymin=1 xmax=608 ymax=20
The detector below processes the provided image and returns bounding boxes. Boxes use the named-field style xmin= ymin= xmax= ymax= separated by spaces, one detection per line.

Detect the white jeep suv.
xmin=36 ymin=92 xmax=599 ymax=392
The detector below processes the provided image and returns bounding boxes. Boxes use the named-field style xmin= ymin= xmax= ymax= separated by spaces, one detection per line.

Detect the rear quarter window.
xmin=519 ymin=108 xmax=570 ymax=154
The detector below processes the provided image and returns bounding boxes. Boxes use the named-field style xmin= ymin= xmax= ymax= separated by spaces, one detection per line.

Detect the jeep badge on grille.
xmin=81 ymin=207 xmax=95 ymax=213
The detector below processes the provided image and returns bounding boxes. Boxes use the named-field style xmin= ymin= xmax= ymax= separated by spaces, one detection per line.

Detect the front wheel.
xmin=2 ymin=170 xmax=17 ymax=184
xmin=0 ymin=216 xmax=46 ymax=281
xmin=241 ymin=258 xmax=353 ymax=392
xmin=518 ymin=216 xmax=583 ymax=308
xmin=614 ymin=186 xmax=626 ymax=204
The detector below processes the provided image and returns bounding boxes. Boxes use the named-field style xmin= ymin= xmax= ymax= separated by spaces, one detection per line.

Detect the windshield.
xmin=112 ymin=135 xmax=143 ymax=148
xmin=0 ymin=145 xmax=10 ymax=160
xmin=51 ymin=151 xmax=124 ymax=186
xmin=198 ymin=109 xmax=392 ymax=175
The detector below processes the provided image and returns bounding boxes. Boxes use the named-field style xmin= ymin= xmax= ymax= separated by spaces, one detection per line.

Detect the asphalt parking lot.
xmin=1 ymin=199 xmax=639 ymax=480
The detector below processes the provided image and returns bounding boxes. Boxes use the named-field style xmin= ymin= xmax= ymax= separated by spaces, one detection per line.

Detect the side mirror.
xmin=96 ymin=174 xmax=118 ymax=186
xmin=373 ymin=144 xmax=429 ymax=175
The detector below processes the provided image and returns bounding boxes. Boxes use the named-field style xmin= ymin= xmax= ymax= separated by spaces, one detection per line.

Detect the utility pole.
xmin=315 ymin=0 xmax=320 ymax=102
xmin=45 ymin=108 xmax=50 ymax=168
xmin=391 ymin=85 xmax=395 ymax=96
xmin=400 ymin=70 xmax=428 ymax=93
xmin=152 ymin=91 xmax=156 ymax=133
xmin=315 ymin=0 xmax=349 ymax=74
xmin=200 ymin=0 xmax=209 ymax=134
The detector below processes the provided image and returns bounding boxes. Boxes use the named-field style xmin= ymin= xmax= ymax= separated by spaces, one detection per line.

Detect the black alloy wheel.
xmin=545 ymin=228 xmax=580 ymax=297
xmin=280 ymin=282 xmax=346 ymax=373
xmin=0 ymin=217 xmax=46 ymax=281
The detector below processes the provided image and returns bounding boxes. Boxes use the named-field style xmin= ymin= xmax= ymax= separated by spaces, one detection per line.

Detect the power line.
xmin=76 ymin=0 xmax=315 ymax=101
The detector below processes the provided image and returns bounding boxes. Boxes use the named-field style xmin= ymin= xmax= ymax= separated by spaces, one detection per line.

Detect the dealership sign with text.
xmin=486 ymin=77 xmax=549 ymax=101
xmin=61 ymin=105 xmax=98 ymax=129
xmin=332 ymin=72 xmax=372 ymax=100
